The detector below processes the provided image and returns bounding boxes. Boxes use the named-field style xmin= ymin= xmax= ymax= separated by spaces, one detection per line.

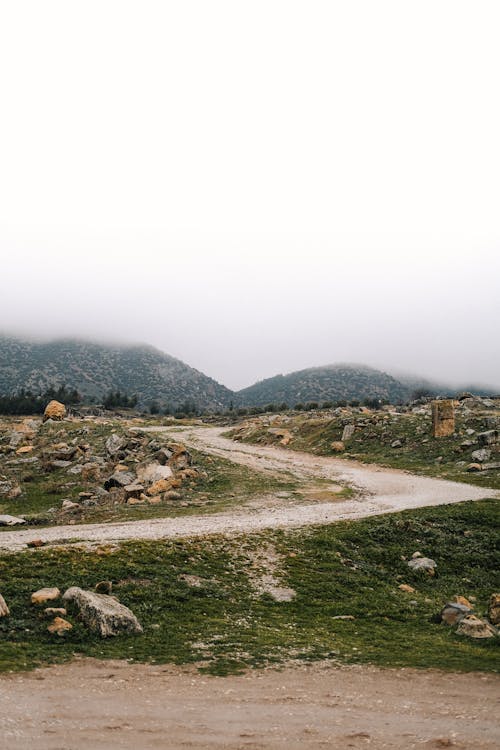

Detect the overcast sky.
xmin=1 ymin=1 xmax=499 ymax=390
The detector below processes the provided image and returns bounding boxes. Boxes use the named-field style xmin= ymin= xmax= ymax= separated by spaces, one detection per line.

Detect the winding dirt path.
xmin=0 ymin=426 xmax=496 ymax=552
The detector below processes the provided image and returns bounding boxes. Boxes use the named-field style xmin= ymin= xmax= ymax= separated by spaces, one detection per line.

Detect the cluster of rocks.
xmin=0 ymin=583 xmax=143 ymax=637
xmin=230 ymin=397 xmax=500 ymax=473
xmin=0 ymin=403 xmax=207 ymax=526
xmin=440 ymin=594 xmax=499 ymax=639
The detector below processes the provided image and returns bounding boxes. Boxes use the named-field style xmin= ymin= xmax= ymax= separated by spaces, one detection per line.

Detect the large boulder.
xmin=104 ymin=471 xmax=136 ymax=490
xmin=43 ymin=400 xmax=66 ymax=422
xmin=440 ymin=602 xmax=471 ymax=626
xmin=0 ymin=514 xmax=26 ymax=526
xmin=408 ymin=556 xmax=437 ymax=574
xmin=63 ymin=587 xmax=143 ymax=637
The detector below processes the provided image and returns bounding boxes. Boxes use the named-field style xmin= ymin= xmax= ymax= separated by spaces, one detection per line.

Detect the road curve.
xmin=0 ymin=425 xmax=496 ymax=552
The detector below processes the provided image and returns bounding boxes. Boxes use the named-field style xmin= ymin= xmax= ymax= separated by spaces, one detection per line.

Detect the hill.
xmin=0 ymin=335 xmax=233 ymax=411
xmin=235 ymin=364 xmax=409 ymax=406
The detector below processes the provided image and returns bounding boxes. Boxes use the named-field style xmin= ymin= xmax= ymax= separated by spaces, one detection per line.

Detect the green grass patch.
xmin=0 ymin=499 xmax=498 ymax=675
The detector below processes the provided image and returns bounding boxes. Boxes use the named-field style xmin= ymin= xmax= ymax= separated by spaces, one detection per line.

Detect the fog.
xmin=1 ymin=2 xmax=499 ymax=391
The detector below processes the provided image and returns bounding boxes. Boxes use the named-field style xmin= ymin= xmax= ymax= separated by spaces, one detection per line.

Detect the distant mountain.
xmin=394 ymin=373 xmax=498 ymax=399
xmin=0 ymin=335 xmax=233 ymax=411
xmin=235 ymin=364 xmax=409 ymax=406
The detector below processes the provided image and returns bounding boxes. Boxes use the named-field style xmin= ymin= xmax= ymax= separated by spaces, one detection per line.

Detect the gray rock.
xmin=63 ymin=587 xmax=143 ymax=637
xmin=50 ymin=460 xmax=72 ymax=469
xmin=0 ymin=481 xmax=13 ymax=496
xmin=104 ymin=471 xmax=136 ymax=490
xmin=342 ymin=425 xmax=355 ymax=441
xmin=138 ymin=463 xmax=173 ymax=484
xmin=477 ymin=430 xmax=499 ymax=446
xmin=105 ymin=433 xmax=127 ymax=456
xmin=0 ymin=514 xmax=26 ymax=526
xmin=391 ymin=439 xmax=403 ymax=448
xmin=471 ymin=448 xmax=491 ymax=463
xmin=440 ymin=602 xmax=471 ymax=625
xmin=154 ymin=448 xmax=173 ymax=465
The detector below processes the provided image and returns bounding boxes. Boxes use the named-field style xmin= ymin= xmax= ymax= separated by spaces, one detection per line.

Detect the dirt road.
xmin=0 ymin=426 xmax=496 ymax=552
xmin=1 ymin=658 xmax=498 ymax=750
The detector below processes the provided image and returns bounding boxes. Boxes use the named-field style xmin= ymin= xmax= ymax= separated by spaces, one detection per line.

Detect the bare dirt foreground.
xmin=1 ymin=658 xmax=498 ymax=750
xmin=0 ymin=426 xmax=496 ymax=552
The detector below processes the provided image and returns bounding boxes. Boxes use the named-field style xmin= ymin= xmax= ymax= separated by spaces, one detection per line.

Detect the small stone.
xmin=466 ymin=463 xmax=482 ymax=472
xmin=44 ymin=607 xmax=67 ymax=617
xmin=453 ymin=595 xmax=473 ymax=609
xmin=391 ymin=439 xmax=403 ymax=448
xmin=488 ymin=593 xmax=500 ymax=626
xmin=61 ymin=499 xmax=79 ymax=510
xmin=63 ymin=586 xmax=143 ymax=637
xmin=105 ymin=433 xmax=127 ymax=456
xmin=27 ymin=539 xmax=45 ymax=548
xmin=31 ymin=587 xmax=61 ymax=605
xmin=456 ymin=614 xmax=497 ymax=639
xmin=164 ymin=490 xmax=182 ymax=500
xmin=408 ymin=557 xmax=436 ymax=574
xmin=331 ymin=615 xmax=355 ymax=620
xmin=0 ymin=593 xmax=9 ymax=617
xmin=471 ymin=448 xmax=491 ymax=463
xmin=441 ymin=602 xmax=471 ymax=625
xmin=330 ymin=441 xmax=345 ymax=453
xmin=399 ymin=584 xmax=416 ymax=593
xmin=47 ymin=617 xmax=73 ymax=636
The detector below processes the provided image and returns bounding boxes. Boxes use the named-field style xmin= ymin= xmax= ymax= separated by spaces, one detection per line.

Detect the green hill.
xmin=0 ymin=335 xmax=233 ymax=411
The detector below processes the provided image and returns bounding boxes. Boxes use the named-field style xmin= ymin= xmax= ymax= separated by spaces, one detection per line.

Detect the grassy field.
xmin=1 ymin=499 xmax=498 ymax=675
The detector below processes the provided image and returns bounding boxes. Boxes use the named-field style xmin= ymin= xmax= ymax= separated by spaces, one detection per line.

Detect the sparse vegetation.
xmin=0 ymin=500 xmax=498 ymax=675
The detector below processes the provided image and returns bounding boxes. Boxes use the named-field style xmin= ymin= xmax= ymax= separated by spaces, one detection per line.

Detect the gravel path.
xmin=0 ymin=426 xmax=496 ymax=552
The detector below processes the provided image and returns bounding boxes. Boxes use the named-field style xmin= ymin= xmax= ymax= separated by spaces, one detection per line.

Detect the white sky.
xmin=1 ymin=1 xmax=499 ymax=390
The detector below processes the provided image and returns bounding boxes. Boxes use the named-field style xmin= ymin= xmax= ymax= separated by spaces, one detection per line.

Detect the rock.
xmin=27 ymin=539 xmax=45 ymax=548
xmin=456 ymin=614 xmax=497 ymax=639
xmin=138 ymin=463 xmax=173 ymax=485
xmin=331 ymin=441 xmax=345 ymax=453
xmin=440 ymin=602 xmax=471 ymax=625
xmin=342 ymin=424 xmax=355 ymax=442
xmin=31 ymin=587 xmax=61 ymax=605
xmin=431 ymin=399 xmax=455 ymax=437
xmin=488 ymin=593 xmax=500 ymax=625
xmin=453 ymin=595 xmax=474 ymax=608
xmin=16 ymin=445 xmax=34 ymax=454
xmin=483 ymin=462 xmax=500 ymax=471
xmin=62 ymin=586 xmax=143 ymax=637
xmin=164 ymin=490 xmax=182 ymax=500
xmin=50 ymin=460 xmax=72 ymax=469
xmin=168 ymin=445 xmax=192 ymax=471
xmin=391 ymin=439 xmax=402 ymax=448
xmin=154 ymin=448 xmax=173 ymax=465
xmin=81 ymin=463 xmax=101 ymax=481
xmin=105 ymin=433 xmax=127 ymax=456
xmin=124 ymin=483 xmax=145 ymax=498
xmin=0 ymin=514 xmax=26 ymax=526
xmin=127 ymin=497 xmax=146 ymax=505
xmin=0 ymin=593 xmax=9 ymax=617
xmin=6 ymin=484 xmax=22 ymax=499
xmin=477 ymin=430 xmax=499 ymax=446
xmin=95 ymin=581 xmax=113 ymax=594
xmin=408 ymin=557 xmax=436 ymax=574
xmin=331 ymin=614 xmax=355 ymax=620
xmin=44 ymin=607 xmax=67 ymax=617
xmin=104 ymin=471 xmax=136 ymax=490
xmin=43 ymin=400 xmax=66 ymax=421
xmin=398 ymin=584 xmax=416 ymax=593
xmin=147 ymin=478 xmax=174 ymax=496
xmin=466 ymin=463 xmax=482 ymax=472
xmin=61 ymin=499 xmax=79 ymax=510
xmin=47 ymin=616 xmax=73 ymax=636
xmin=471 ymin=448 xmax=491 ymax=463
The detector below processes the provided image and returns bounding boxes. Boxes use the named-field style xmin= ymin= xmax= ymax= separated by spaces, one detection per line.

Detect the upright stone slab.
xmin=431 ymin=399 xmax=455 ymax=437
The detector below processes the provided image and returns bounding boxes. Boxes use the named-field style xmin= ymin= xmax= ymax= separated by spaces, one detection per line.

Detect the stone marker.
xmin=431 ymin=399 xmax=455 ymax=438
xmin=43 ymin=400 xmax=66 ymax=422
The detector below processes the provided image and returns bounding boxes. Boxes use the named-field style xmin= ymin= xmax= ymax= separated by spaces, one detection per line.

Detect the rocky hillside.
xmin=0 ymin=335 xmax=233 ymax=411
xmin=236 ymin=364 xmax=409 ymax=407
